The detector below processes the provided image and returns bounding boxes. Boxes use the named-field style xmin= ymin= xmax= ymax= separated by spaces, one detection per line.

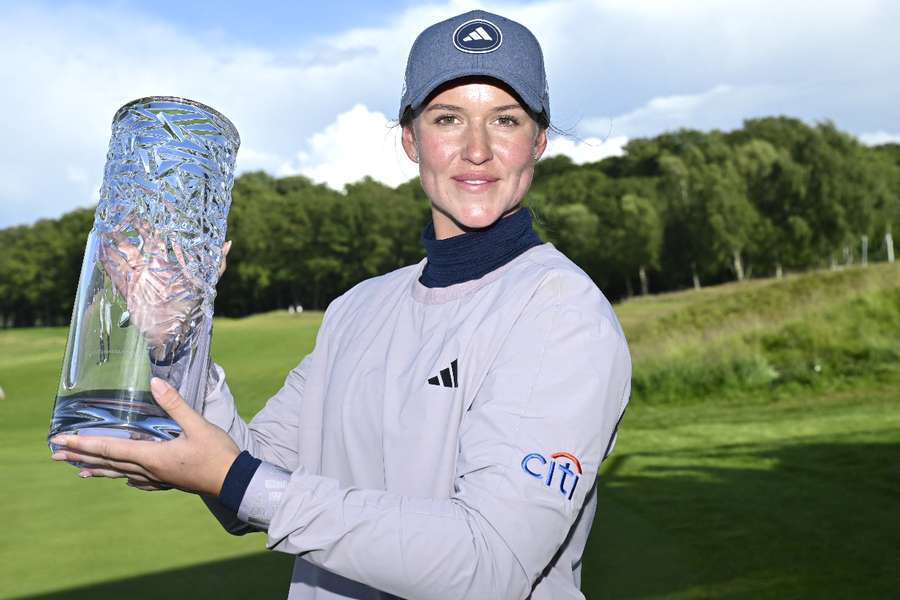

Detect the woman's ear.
xmin=401 ymin=124 xmax=419 ymax=163
xmin=533 ymin=127 xmax=548 ymax=161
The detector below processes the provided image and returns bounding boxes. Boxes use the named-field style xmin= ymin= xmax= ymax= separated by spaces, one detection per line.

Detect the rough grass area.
xmin=622 ymin=262 xmax=900 ymax=404
xmin=1 ymin=263 xmax=898 ymax=599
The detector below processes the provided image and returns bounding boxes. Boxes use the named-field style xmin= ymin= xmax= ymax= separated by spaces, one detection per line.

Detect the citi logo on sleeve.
xmin=427 ymin=358 xmax=458 ymax=388
xmin=453 ymin=19 xmax=503 ymax=54
xmin=521 ymin=451 xmax=583 ymax=500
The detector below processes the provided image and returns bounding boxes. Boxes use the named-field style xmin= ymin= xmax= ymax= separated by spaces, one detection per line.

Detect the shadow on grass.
xmin=13 ymin=442 xmax=900 ymax=600
xmin=582 ymin=441 xmax=900 ymax=599
xmin=13 ymin=552 xmax=294 ymax=600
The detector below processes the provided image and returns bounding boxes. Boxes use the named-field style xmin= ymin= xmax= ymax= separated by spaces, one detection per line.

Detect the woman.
xmin=50 ymin=10 xmax=631 ymax=600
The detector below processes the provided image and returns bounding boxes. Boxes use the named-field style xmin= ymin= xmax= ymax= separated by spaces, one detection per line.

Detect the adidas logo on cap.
xmin=463 ymin=26 xmax=493 ymax=42
xmin=453 ymin=19 xmax=503 ymax=54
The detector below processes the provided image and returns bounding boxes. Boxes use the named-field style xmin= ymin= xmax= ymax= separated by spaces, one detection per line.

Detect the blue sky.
xmin=48 ymin=0 xmax=424 ymax=46
xmin=2 ymin=0 xmax=899 ymax=227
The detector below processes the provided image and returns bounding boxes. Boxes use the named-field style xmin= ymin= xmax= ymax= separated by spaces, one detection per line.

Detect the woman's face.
xmin=402 ymin=80 xmax=547 ymax=239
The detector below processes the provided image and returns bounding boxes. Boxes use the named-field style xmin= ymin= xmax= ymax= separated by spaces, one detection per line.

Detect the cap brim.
xmin=402 ymin=67 xmax=545 ymax=120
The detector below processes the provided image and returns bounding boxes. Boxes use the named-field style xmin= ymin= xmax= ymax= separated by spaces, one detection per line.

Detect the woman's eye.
xmin=435 ymin=115 xmax=459 ymax=125
xmin=496 ymin=115 xmax=520 ymax=126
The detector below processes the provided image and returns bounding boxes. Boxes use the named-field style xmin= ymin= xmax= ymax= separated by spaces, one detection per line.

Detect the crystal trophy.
xmin=48 ymin=97 xmax=240 ymax=454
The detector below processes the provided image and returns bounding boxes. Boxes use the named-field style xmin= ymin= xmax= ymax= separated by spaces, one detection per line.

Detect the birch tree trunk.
xmin=733 ymin=249 xmax=744 ymax=281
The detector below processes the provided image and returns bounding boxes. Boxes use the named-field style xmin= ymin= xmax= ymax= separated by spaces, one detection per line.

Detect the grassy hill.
xmin=0 ymin=263 xmax=898 ymax=599
xmin=623 ymin=261 xmax=900 ymax=404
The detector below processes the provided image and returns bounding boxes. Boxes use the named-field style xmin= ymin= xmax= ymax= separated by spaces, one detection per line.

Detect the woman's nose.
xmin=461 ymin=124 xmax=493 ymax=165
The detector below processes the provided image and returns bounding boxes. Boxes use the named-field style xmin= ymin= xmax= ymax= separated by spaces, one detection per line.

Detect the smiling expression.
xmin=402 ymin=79 xmax=548 ymax=239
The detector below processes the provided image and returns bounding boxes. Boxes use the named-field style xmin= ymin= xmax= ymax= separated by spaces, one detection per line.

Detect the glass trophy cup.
xmin=48 ymin=97 xmax=240 ymax=456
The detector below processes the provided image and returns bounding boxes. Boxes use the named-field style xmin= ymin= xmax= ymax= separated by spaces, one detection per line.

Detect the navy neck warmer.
xmin=419 ymin=206 xmax=544 ymax=288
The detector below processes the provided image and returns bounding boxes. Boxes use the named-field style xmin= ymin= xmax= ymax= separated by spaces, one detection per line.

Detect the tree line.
xmin=2 ymin=116 xmax=899 ymax=327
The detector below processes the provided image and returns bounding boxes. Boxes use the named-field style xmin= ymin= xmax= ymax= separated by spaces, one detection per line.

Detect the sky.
xmin=1 ymin=0 xmax=899 ymax=228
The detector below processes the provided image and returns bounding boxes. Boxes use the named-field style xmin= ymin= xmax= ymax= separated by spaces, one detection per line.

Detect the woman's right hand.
xmin=218 ymin=240 xmax=232 ymax=278
xmin=98 ymin=224 xmax=232 ymax=357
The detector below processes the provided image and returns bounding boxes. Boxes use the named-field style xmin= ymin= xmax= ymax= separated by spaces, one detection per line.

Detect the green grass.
xmin=584 ymin=383 xmax=900 ymax=599
xmin=622 ymin=262 xmax=900 ymax=404
xmin=1 ymin=263 xmax=899 ymax=599
xmin=0 ymin=312 xmax=321 ymax=599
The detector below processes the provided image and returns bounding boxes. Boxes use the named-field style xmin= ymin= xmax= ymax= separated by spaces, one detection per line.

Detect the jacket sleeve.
xmin=201 ymin=354 xmax=312 ymax=471
xmin=200 ymin=291 xmax=350 ymax=468
xmin=198 ymin=354 xmax=313 ymax=535
xmin=199 ymin=294 xmax=350 ymax=534
xmin=237 ymin=274 xmax=632 ymax=599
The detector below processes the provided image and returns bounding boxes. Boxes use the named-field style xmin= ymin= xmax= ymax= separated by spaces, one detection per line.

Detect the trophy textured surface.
xmin=99 ymin=97 xmax=240 ymax=324
xmin=49 ymin=97 xmax=239 ymax=450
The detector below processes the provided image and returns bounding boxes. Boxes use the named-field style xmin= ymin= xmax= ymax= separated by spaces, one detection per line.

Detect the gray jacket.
xmin=200 ymin=243 xmax=632 ymax=600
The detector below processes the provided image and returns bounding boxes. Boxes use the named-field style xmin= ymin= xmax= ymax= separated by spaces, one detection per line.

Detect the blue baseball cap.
xmin=399 ymin=10 xmax=550 ymax=124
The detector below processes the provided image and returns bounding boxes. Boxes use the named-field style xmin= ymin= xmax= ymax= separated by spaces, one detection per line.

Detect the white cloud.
xmin=544 ymin=134 xmax=628 ymax=164
xmin=582 ymin=84 xmax=796 ymax=139
xmin=281 ymin=104 xmax=418 ymax=190
xmin=0 ymin=2 xmax=445 ymax=226
xmin=1 ymin=0 xmax=900 ymax=226
xmin=859 ymin=131 xmax=900 ymax=146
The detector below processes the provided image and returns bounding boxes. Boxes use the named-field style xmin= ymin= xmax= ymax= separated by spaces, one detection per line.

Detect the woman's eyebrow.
xmin=425 ymin=104 xmax=463 ymax=112
xmin=424 ymin=103 xmax=524 ymax=113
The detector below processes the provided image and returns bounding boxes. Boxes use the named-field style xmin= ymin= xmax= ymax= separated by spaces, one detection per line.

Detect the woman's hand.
xmin=97 ymin=221 xmax=233 ymax=359
xmin=219 ymin=239 xmax=232 ymax=278
xmin=50 ymin=377 xmax=240 ymax=497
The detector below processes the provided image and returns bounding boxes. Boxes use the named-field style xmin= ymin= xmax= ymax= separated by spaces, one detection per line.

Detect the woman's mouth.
xmin=452 ymin=175 xmax=499 ymax=192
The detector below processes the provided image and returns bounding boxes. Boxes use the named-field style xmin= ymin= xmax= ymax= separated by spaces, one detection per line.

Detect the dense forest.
xmin=1 ymin=116 xmax=898 ymax=327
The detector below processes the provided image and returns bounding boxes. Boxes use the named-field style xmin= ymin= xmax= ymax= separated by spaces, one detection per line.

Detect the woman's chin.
xmin=461 ymin=217 xmax=498 ymax=230
xmin=432 ymin=203 xmax=516 ymax=236
xmin=453 ymin=208 xmax=510 ymax=230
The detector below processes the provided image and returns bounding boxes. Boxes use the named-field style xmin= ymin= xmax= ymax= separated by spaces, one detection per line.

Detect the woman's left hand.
xmin=50 ymin=378 xmax=240 ymax=497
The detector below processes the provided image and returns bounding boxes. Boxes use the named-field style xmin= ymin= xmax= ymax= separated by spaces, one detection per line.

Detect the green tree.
xmin=614 ymin=193 xmax=662 ymax=295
